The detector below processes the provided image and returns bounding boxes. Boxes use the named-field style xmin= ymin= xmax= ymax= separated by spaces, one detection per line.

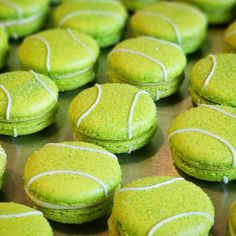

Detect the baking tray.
xmin=0 ymin=26 xmax=230 ymax=236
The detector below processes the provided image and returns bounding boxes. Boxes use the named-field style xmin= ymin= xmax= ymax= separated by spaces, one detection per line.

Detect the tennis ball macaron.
xmin=0 ymin=145 xmax=7 ymax=189
xmin=0 ymin=71 xmax=58 ymax=137
xmin=24 ymin=141 xmax=121 ymax=224
xmin=129 ymin=1 xmax=207 ymax=54
xmin=69 ymin=83 xmax=157 ymax=154
xmin=0 ymin=26 xmax=9 ymax=69
xmin=107 ymin=36 xmax=186 ymax=101
xmin=108 ymin=176 xmax=214 ymax=235
xmin=169 ymin=104 xmax=236 ymax=183
xmin=0 ymin=0 xmax=49 ymax=39
xmin=52 ymin=0 xmax=128 ymax=48
xmin=224 ymin=22 xmax=236 ymax=53
xmin=0 ymin=202 xmax=53 ymax=236
xmin=122 ymin=0 xmax=160 ymax=11
xmin=18 ymin=28 xmax=99 ymax=92
xmin=227 ymin=201 xmax=236 ymax=236
xmin=189 ymin=53 xmax=236 ymax=107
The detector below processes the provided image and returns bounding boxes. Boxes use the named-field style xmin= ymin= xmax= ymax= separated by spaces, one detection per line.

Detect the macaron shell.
xmin=122 ymin=0 xmax=160 ymax=11
xmin=227 ymin=202 xmax=236 ymax=236
xmin=225 ymin=22 xmax=236 ymax=51
xmin=0 ymin=145 xmax=7 ymax=189
xmin=0 ymin=26 xmax=9 ymax=69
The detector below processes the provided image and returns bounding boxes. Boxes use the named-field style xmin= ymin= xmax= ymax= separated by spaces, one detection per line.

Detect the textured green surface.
xmin=0 ymin=202 xmax=53 ymax=236
xmin=227 ymin=202 xmax=236 ymax=236
xmin=109 ymin=176 xmax=214 ymax=236
xmin=129 ymin=2 xmax=207 ymax=54
xmin=0 ymin=26 xmax=9 ymax=69
xmin=224 ymin=22 xmax=236 ymax=51
xmin=121 ymin=0 xmax=160 ymax=11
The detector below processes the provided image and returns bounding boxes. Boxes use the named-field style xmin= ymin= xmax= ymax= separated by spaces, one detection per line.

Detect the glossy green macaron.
xmin=52 ymin=0 xmax=128 ymax=47
xmin=169 ymin=104 xmax=236 ymax=182
xmin=0 ymin=26 xmax=9 ymax=69
xmin=24 ymin=141 xmax=121 ymax=224
xmin=108 ymin=176 xmax=214 ymax=235
xmin=189 ymin=53 xmax=236 ymax=107
xmin=227 ymin=201 xmax=236 ymax=236
xmin=0 ymin=0 xmax=49 ymax=39
xmin=129 ymin=1 xmax=207 ymax=54
xmin=122 ymin=0 xmax=160 ymax=11
xmin=224 ymin=22 xmax=236 ymax=53
xmin=0 ymin=202 xmax=53 ymax=236
xmin=0 ymin=71 xmax=58 ymax=137
xmin=107 ymin=36 xmax=186 ymax=101
xmin=69 ymin=83 xmax=157 ymax=154
xmin=0 ymin=145 xmax=7 ymax=189
xmin=18 ymin=28 xmax=99 ymax=92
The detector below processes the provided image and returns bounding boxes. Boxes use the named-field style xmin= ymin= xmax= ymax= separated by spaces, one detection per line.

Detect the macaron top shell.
xmin=0 ymin=145 xmax=7 ymax=176
xmin=69 ymin=83 xmax=157 ymax=140
xmin=225 ymin=22 xmax=236 ymax=49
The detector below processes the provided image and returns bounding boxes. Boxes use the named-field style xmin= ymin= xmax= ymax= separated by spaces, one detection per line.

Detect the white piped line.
xmin=0 ymin=150 xmax=6 ymax=158
xmin=45 ymin=143 xmax=117 ymax=159
xmin=110 ymin=48 xmax=168 ymax=81
xmin=0 ymin=0 xmax=23 ymax=18
xmin=77 ymin=84 xmax=102 ymax=128
xmin=30 ymin=70 xmax=57 ymax=102
xmin=13 ymin=128 xmax=17 ymax=138
xmin=0 ymin=84 xmax=11 ymax=120
xmin=201 ymin=55 xmax=217 ymax=92
xmin=59 ymin=10 xmax=124 ymax=27
xmin=147 ymin=212 xmax=214 ymax=236
xmin=169 ymin=128 xmax=236 ymax=167
xmin=0 ymin=211 xmax=43 ymax=219
xmin=155 ymin=90 xmax=161 ymax=101
xmin=223 ymin=176 xmax=229 ymax=184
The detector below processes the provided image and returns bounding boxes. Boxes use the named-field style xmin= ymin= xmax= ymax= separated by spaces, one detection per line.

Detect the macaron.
xmin=69 ymin=83 xmax=157 ymax=154
xmin=122 ymin=0 xmax=160 ymax=11
xmin=0 ymin=71 xmax=58 ymax=137
xmin=0 ymin=145 xmax=7 ymax=189
xmin=52 ymin=0 xmax=128 ymax=48
xmin=224 ymin=22 xmax=236 ymax=53
xmin=0 ymin=202 xmax=53 ymax=236
xmin=24 ymin=141 xmax=121 ymax=224
xmin=18 ymin=28 xmax=99 ymax=92
xmin=107 ymin=36 xmax=186 ymax=101
xmin=108 ymin=176 xmax=214 ymax=235
xmin=129 ymin=1 xmax=207 ymax=54
xmin=168 ymin=104 xmax=236 ymax=182
xmin=0 ymin=26 xmax=9 ymax=69
xmin=0 ymin=0 xmax=49 ymax=39
xmin=189 ymin=53 xmax=236 ymax=107
xmin=227 ymin=201 xmax=236 ymax=236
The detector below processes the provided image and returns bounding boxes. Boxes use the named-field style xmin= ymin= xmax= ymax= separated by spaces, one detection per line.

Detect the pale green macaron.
xmin=109 ymin=176 xmax=214 ymax=235
xmin=0 ymin=0 xmax=49 ymax=39
xmin=224 ymin=22 xmax=236 ymax=52
xmin=129 ymin=1 xmax=207 ymax=54
xmin=24 ymin=141 xmax=121 ymax=224
xmin=0 ymin=145 xmax=7 ymax=189
xmin=169 ymin=104 xmax=236 ymax=182
xmin=107 ymin=36 xmax=186 ymax=101
xmin=18 ymin=28 xmax=99 ymax=92
xmin=69 ymin=83 xmax=157 ymax=154
xmin=122 ymin=0 xmax=160 ymax=11
xmin=0 ymin=202 xmax=53 ymax=236
xmin=0 ymin=26 xmax=9 ymax=69
xmin=52 ymin=0 xmax=128 ymax=47
xmin=227 ymin=201 xmax=236 ymax=236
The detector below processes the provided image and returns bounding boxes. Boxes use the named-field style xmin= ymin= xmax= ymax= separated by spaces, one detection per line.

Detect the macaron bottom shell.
xmin=94 ymin=30 xmax=122 ymax=48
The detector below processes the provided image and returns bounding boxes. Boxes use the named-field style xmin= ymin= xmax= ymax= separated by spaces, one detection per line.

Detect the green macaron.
xmin=0 ymin=202 xmax=53 ymax=236
xmin=122 ymin=0 xmax=160 ymax=11
xmin=108 ymin=176 xmax=214 ymax=235
xmin=224 ymin=22 xmax=236 ymax=53
xmin=107 ymin=36 xmax=186 ymax=101
xmin=189 ymin=53 xmax=236 ymax=107
xmin=0 ymin=145 xmax=7 ymax=189
xmin=18 ymin=28 xmax=99 ymax=92
xmin=0 ymin=0 xmax=49 ymax=39
xmin=24 ymin=141 xmax=121 ymax=224
xmin=0 ymin=71 xmax=58 ymax=137
xmin=52 ymin=0 xmax=128 ymax=48
xmin=129 ymin=1 xmax=207 ymax=54
xmin=169 ymin=104 xmax=236 ymax=182
xmin=69 ymin=83 xmax=157 ymax=154
xmin=0 ymin=26 xmax=9 ymax=69
xmin=227 ymin=201 xmax=236 ymax=236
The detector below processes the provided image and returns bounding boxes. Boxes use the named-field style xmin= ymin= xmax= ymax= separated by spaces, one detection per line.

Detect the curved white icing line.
xmin=128 ymin=90 xmax=148 ymax=139
xmin=155 ymin=90 xmax=161 ymax=101
xmin=223 ymin=176 xmax=229 ymax=184
xmin=0 ymin=150 xmax=6 ymax=158
xmin=118 ymin=177 xmax=184 ymax=193
xmin=77 ymin=84 xmax=102 ymax=128
xmin=0 ymin=211 xmax=43 ymax=219
xmin=31 ymin=36 xmax=51 ymax=72
xmin=0 ymin=0 xmax=23 ymax=18
xmin=0 ymin=84 xmax=11 ymax=120
xmin=110 ymin=48 xmax=168 ymax=81
xmin=45 ymin=143 xmax=117 ymax=159
xmin=147 ymin=212 xmax=214 ymax=236
xmin=225 ymin=30 xmax=236 ymax=39
xmin=201 ymin=54 xmax=216 ymax=92
xmin=200 ymin=104 xmax=236 ymax=120
xmin=13 ymin=128 xmax=17 ymax=138
xmin=128 ymin=145 xmax=132 ymax=154
xmin=26 ymin=170 xmax=108 ymax=197
xmin=59 ymin=10 xmax=124 ymax=27
xmin=168 ymin=128 xmax=236 ymax=167
xmin=138 ymin=12 xmax=181 ymax=45
xmin=67 ymin=28 xmax=96 ymax=62
xmin=30 ymin=70 xmax=57 ymax=102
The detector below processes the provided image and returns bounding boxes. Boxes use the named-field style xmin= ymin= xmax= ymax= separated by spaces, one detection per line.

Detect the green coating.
xmin=108 ymin=176 xmax=214 ymax=235
xmin=224 ymin=22 xmax=236 ymax=52
xmin=0 ymin=71 xmax=58 ymax=136
xmin=190 ymin=53 xmax=236 ymax=107
xmin=0 ymin=145 xmax=7 ymax=189
xmin=52 ymin=0 xmax=128 ymax=47
xmin=121 ymin=0 xmax=160 ymax=11
xmin=169 ymin=105 xmax=236 ymax=182
xmin=69 ymin=83 xmax=158 ymax=154
xmin=24 ymin=141 xmax=121 ymax=224
xmin=227 ymin=202 xmax=236 ymax=236
xmin=18 ymin=28 xmax=99 ymax=91
xmin=129 ymin=1 xmax=207 ymax=54
xmin=0 ymin=26 xmax=9 ymax=69
xmin=0 ymin=202 xmax=53 ymax=236
xmin=107 ymin=36 xmax=186 ymax=100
